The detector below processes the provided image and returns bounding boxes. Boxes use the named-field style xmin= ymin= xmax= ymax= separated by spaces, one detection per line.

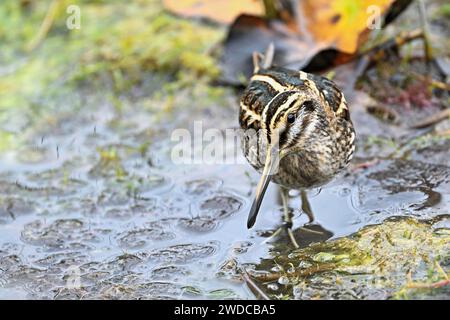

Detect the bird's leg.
xmin=280 ymin=187 xmax=299 ymax=249
xmin=300 ymin=190 xmax=315 ymax=223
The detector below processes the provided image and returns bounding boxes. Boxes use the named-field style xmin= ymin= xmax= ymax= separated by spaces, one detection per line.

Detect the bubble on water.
xmin=298 ymin=261 xmax=313 ymax=269
xmin=267 ymin=283 xmax=279 ymax=291
xmin=287 ymin=266 xmax=296 ymax=274
xmin=277 ymin=276 xmax=290 ymax=285
xmin=271 ymin=265 xmax=282 ymax=272
xmin=288 ymin=252 xmax=297 ymax=259
xmin=64 ymin=265 xmax=82 ymax=289
xmin=293 ymin=286 xmax=304 ymax=299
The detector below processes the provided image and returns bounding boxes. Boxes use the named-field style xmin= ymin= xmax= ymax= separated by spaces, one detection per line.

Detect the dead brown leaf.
xmin=220 ymin=0 xmax=412 ymax=84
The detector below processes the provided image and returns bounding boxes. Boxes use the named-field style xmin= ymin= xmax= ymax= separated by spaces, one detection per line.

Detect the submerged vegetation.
xmin=253 ymin=217 xmax=450 ymax=299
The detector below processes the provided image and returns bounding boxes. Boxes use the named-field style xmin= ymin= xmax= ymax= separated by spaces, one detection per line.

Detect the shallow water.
xmin=0 ymin=83 xmax=449 ymax=299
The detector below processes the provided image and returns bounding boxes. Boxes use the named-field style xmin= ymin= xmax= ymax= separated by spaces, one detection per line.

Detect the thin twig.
xmin=436 ymin=129 xmax=450 ymax=136
xmin=27 ymin=0 xmax=61 ymax=51
xmin=352 ymin=158 xmax=380 ymax=172
xmin=409 ymin=71 xmax=450 ymax=91
xmin=262 ymin=0 xmax=278 ymax=19
xmin=406 ymin=279 xmax=450 ymax=289
xmin=249 ymin=264 xmax=337 ymax=282
xmin=410 ymin=109 xmax=450 ymax=129
xmin=242 ymin=269 xmax=270 ymax=300
xmin=418 ymin=0 xmax=433 ymax=66
xmin=344 ymin=29 xmax=424 ymax=92
xmin=298 ymin=226 xmax=324 ymax=236
xmin=434 ymin=261 xmax=449 ymax=281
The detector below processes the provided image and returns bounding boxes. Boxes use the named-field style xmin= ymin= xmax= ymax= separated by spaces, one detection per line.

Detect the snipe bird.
xmin=239 ymin=45 xmax=355 ymax=248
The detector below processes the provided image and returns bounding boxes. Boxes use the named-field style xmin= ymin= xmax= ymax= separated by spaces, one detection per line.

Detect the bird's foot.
xmin=264 ymin=222 xmax=299 ymax=249
xmin=281 ymin=221 xmax=300 ymax=249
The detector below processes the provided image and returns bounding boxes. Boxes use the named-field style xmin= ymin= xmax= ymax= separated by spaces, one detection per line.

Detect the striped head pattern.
xmin=240 ymin=63 xmax=355 ymax=229
xmin=240 ymin=66 xmax=352 ymax=155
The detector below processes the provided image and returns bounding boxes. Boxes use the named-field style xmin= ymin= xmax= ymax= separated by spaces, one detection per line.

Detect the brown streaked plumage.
xmin=239 ymin=46 xmax=355 ymax=246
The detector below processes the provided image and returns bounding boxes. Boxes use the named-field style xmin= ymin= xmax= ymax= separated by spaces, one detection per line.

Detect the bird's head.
xmin=247 ymin=89 xmax=326 ymax=228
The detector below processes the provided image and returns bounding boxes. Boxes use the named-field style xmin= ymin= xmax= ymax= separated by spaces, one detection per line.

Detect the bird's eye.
xmin=287 ymin=113 xmax=296 ymax=124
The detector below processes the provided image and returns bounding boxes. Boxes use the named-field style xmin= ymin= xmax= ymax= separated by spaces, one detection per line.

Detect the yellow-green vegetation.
xmin=257 ymin=217 xmax=449 ymax=299
xmin=90 ymin=147 xmax=127 ymax=178
xmin=0 ymin=130 xmax=14 ymax=152
xmin=0 ymin=0 xmax=225 ymax=150
xmin=433 ymin=2 xmax=450 ymax=19
xmin=362 ymin=131 xmax=450 ymax=161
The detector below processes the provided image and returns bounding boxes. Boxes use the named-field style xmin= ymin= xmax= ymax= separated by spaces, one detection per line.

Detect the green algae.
xmin=255 ymin=217 xmax=450 ymax=299
xmin=0 ymin=131 xmax=14 ymax=152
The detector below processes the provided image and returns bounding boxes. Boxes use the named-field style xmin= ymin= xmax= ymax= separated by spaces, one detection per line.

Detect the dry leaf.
xmin=220 ymin=0 xmax=412 ymax=84
xmin=220 ymin=14 xmax=321 ymax=84
xmin=300 ymin=0 xmax=395 ymax=53
xmin=163 ymin=0 xmax=264 ymax=24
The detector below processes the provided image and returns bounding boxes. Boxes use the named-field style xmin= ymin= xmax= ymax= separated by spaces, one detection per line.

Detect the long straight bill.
xmin=247 ymin=143 xmax=280 ymax=228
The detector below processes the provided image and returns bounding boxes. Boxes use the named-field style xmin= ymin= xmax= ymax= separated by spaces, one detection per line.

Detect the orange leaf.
xmin=301 ymin=0 xmax=395 ymax=53
xmin=163 ymin=0 xmax=264 ymax=24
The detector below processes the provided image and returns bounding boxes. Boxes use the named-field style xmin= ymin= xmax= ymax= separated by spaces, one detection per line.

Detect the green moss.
xmin=90 ymin=147 xmax=127 ymax=179
xmin=436 ymin=3 xmax=450 ymax=18
xmin=70 ymin=4 xmax=223 ymax=83
xmin=366 ymin=135 xmax=397 ymax=149
xmin=0 ymin=0 xmax=225 ymax=152
xmin=393 ymin=132 xmax=450 ymax=160
xmin=257 ymin=217 xmax=450 ymax=299
xmin=0 ymin=130 xmax=14 ymax=152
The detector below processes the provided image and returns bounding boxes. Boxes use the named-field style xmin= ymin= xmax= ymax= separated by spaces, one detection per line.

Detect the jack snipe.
xmin=239 ymin=45 xmax=355 ymax=247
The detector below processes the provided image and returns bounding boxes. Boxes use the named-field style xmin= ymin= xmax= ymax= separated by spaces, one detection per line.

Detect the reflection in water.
xmin=265 ymin=222 xmax=334 ymax=255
